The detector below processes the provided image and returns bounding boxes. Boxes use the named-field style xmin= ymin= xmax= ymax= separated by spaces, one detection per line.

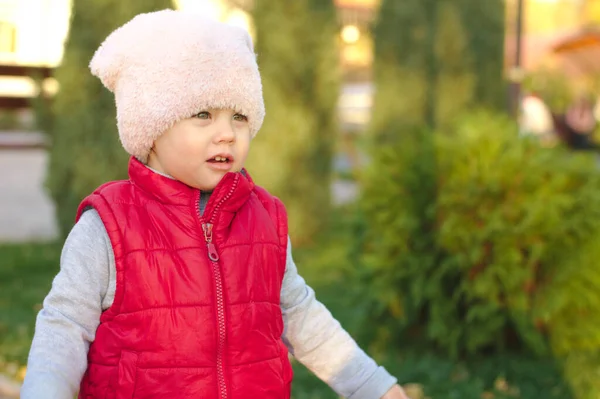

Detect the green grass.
xmin=0 ymin=232 xmax=573 ymax=398
xmin=0 ymin=242 xmax=61 ymax=365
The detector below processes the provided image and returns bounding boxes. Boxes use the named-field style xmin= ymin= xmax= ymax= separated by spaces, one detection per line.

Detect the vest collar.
xmin=127 ymin=157 xmax=254 ymax=217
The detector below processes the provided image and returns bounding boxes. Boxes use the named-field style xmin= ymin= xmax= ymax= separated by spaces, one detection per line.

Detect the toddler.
xmin=21 ymin=9 xmax=408 ymax=399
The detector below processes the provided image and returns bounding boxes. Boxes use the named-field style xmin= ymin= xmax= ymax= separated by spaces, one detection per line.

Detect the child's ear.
xmin=145 ymin=145 xmax=157 ymax=164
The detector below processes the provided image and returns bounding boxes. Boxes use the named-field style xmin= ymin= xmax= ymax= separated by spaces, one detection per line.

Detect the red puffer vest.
xmin=76 ymin=157 xmax=292 ymax=399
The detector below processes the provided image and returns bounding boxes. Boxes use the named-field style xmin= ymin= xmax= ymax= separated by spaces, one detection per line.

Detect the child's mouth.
xmin=206 ymin=154 xmax=234 ymax=171
xmin=208 ymin=156 xmax=229 ymax=163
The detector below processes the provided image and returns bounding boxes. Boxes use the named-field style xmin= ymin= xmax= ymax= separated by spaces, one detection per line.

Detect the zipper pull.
xmin=201 ymin=223 xmax=220 ymax=262
xmin=207 ymin=242 xmax=219 ymax=262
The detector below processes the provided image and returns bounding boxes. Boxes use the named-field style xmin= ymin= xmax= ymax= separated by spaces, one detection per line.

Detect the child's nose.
xmin=214 ymin=119 xmax=236 ymax=144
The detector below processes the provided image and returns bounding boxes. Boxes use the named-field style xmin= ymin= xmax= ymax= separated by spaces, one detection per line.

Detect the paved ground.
xmin=0 ymin=131 xmax=47 ymax=150
xmin=0 ymin=148 xmax=58 ymax=243
xmin=0 ymin=147 xmax=357 ymax=244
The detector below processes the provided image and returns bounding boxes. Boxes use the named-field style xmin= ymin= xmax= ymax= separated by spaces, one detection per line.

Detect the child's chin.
xmin=198 ymin=176 xmax=222 ymax=191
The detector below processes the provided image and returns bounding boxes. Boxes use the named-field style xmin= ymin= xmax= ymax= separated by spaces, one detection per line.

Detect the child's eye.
xmin=194 ymin=111 xmax=210 ymax=119
xmin=233 ymin=113 xmax=248 ymax=122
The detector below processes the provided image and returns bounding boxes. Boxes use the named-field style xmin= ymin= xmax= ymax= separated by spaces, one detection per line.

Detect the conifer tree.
xmin=44 ymin=1 xmax=173 ymax=236
xmin=247 ymin=0 xmax=340 ymax=245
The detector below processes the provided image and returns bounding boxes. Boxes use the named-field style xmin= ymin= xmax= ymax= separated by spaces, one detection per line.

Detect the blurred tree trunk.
xmin=42 ymin=1 xmax=173 ymax=237
xmin=370 ymin=0 xmax=505 ymax=136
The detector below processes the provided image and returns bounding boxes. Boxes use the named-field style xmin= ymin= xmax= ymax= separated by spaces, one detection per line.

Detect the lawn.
xmin=0 ymin=243 xmax=60 ymax=365
xmin=0 ymin=234 xmax=573 ymax=398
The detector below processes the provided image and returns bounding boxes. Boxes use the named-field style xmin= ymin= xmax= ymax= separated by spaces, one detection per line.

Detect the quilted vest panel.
xmin=77 ymin=158 xmax=291 ymax=399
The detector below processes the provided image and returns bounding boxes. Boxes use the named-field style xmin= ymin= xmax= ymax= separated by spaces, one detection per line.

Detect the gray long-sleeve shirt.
xmin=21 ymin=206 xmax=397 ymax=399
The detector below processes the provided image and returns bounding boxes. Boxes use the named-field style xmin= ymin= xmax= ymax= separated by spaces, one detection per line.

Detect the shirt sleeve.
xmin=20 ymin=210 xmax=112 ymax=399
xmin=280 ymin=237 xmax=397 ymax=399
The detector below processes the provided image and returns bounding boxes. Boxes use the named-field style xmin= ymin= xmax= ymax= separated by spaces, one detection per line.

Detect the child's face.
xmin=147 ymin=108 xmax=251 ymax=191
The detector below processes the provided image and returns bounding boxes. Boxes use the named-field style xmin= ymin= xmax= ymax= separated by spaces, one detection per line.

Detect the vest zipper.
xmin=197 ymin=173 xmax=240 ymax=399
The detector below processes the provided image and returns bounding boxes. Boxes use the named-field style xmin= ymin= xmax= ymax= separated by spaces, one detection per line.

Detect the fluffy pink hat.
xmin=89 ymin=9 xmax=264 ymax=162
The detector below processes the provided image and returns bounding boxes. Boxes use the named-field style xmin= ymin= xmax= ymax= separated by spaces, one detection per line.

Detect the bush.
xmin=538 ymin=232 xmax=600 ymax=399
xmin=561 ymin=350 xmax=600 ymax=399
xmin=353 ymin=111 xmax=600 ymax=363
xmin=350 ymin=123 xmax=439 ymax=353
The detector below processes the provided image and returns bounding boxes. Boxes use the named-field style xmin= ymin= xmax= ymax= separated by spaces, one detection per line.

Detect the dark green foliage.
xmin=246 ymin=0 xmax=339 ymax=245
xmin=562 ymin=350 xmax=600 ymax=399
xmin=354 ymin=110 xmax=600 ymax=381
xmin=43 ymin=1 xmax=173 ymax=236
xmin=455 ymin=0 xmax=506 ymax=110
xmin=280 ymin=209 xmax=574 ymax=399
xmin=358 ymin=0 xmax=515 ymax=357
xmin=539 ymin=233 xmax=600 ymax=398
xmin=351 ymin=124 xmax=440 ymax=352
